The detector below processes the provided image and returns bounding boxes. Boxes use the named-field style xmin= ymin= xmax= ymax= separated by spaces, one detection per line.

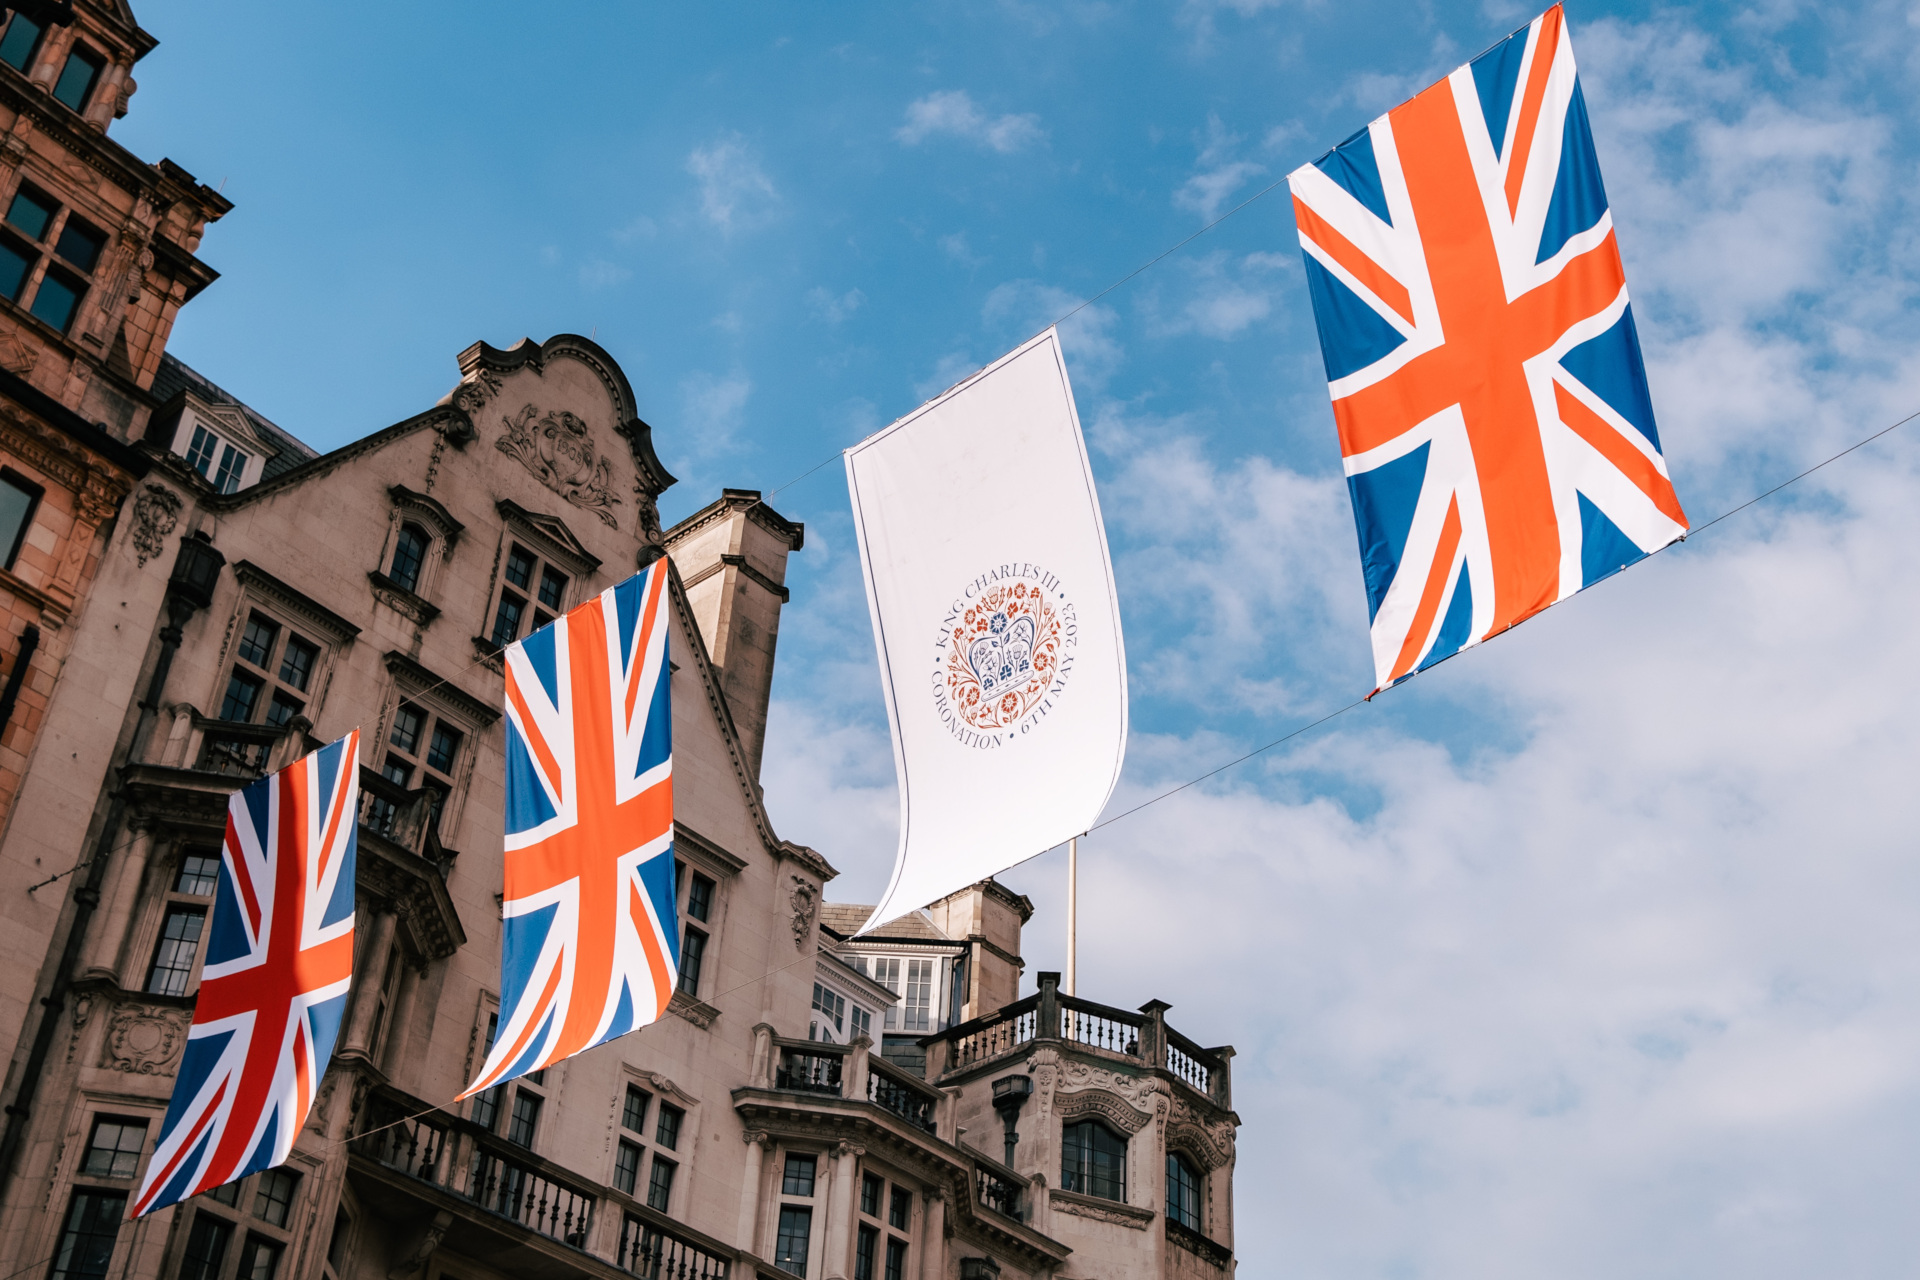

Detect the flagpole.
xmin=1065 ymin=836 xmax=1077 ymax=997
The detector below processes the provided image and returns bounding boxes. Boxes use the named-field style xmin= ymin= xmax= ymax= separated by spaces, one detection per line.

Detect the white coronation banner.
xmin=846 ymin=328 xmax=1128 ymax=933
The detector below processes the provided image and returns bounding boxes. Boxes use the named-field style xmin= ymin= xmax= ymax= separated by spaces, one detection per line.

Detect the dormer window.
xmin=52 ymin=42 xmax=104 ymax=113
xmin=184 ymin=424 xmax=250 ymax=495
xmin=0 ymin=13 xmax=44 ymax=73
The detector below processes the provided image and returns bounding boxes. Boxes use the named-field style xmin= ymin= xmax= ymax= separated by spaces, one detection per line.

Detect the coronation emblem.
xmin=933 ymin=564 xmax=1077 ymax=746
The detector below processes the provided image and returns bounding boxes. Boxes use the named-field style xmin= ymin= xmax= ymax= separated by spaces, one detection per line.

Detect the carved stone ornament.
xmin=452 ymin=368 xmax=503 ymax=416
xmin=1056 ymin=1087 xmax=1155 ymax=1138
xmin=388 ymin=1208 xmax=453 ymax=1280
xmin=1050 ymin=1187 xmax=1154 ymax=1230
xmin=0 ymin=330 xmax=36 ymax=375
xmin=1169 ymin=1093 xmax=1236 ymax=1170
xmin=789 ymin=876 xmax=818 ymax=951
xmin=132 ymin=485 xmax=181 ymax=567
xmin=1055 ymin=1059 xmax=1163 ymax=1115
xmin=103 ymin=1004 xmax=189 ymax=1075
xmin=495 ymin=403 xmax=623 ymax=529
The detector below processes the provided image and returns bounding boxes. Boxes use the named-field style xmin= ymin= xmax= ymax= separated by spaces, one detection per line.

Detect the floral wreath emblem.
xmin=944 ymin=579 xmax=1064 ymax=732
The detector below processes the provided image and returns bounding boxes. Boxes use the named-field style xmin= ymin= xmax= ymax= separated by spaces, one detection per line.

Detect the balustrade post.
xmin=750 ymin=1023 xmax=775 ymax=1089
xmin=1210 ymin=1044 xmax=1235 ymax=1109
xmin=1036 ymin=971 xmax=1061 ymax=1042
xmin=1137 ymin=999 xmax=1170 ymax=1066
xmin=846 ymin=1033 xmax=872 ymax=1103
xmin=923 ymin=1033 xmax=951 ymax=1082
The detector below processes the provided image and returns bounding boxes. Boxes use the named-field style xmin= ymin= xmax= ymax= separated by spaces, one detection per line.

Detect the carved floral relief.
xmin=495 ymin=404 xmax=623 ymax=528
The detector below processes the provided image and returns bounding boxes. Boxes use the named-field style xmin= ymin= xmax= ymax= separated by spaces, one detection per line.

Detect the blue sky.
xmin=125 ymin=2 xmax=1920 ymax=1276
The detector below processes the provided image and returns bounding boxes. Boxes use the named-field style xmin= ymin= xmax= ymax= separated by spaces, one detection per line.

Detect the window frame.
xmin=51 ymin=39 xmax=105 ymax=113
xmin=1060 ymin=1118 xmax=1128 ymax=1203
xmin=48 ymin=1186 xmax=126 ymax=1280
xmin=1166 ymin=1150 xmax=1204 ymax=1233
xmin=0 ymin=178 xmax=110 ymax=337
xmin=0 ymin=468 xmax=44 ymax=571
xmin=217 ymin=609 xmax=324 ymax=731
xmin=0 ymin=11 xmax=47 ymax=73
xmin=485 ymin=538 xmax=574 ymax=648
xmin=477 ymin=504 xmax=600 ymax=659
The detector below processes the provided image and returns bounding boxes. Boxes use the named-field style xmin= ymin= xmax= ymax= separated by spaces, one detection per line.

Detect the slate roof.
xmin=818 ymin=903 xmax=957 ymax=944
xmin=152 ymin=353 xmax=319 ymax=480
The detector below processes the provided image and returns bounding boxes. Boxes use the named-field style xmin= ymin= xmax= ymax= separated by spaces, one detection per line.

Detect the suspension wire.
xmin=1077 ymin=401 xmax=1920 ymax=831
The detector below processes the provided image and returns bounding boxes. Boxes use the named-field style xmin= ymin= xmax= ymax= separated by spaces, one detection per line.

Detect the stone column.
xmin=340 ymin=909 xmax=397 ymax=1057
xmin=917 ymin=1188 xmax=945 ymax=1280
xmin=378 ymin=959 xmax=422 ymax=1075
xmin=81 ymin=819 xmax=157 ymax=982
xmin=736 ymin=1130 xmax=769 ymax=1253
xmin=823 ymin=1141 xmax=863 ymax=1279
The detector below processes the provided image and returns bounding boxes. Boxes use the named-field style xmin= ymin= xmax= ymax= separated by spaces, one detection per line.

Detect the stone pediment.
xmin=495 ymin=499 xmax=601 ymax=574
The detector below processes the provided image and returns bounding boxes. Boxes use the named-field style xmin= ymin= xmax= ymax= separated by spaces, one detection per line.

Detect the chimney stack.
xmin=665 ymin=489 xmax=803 ymax=782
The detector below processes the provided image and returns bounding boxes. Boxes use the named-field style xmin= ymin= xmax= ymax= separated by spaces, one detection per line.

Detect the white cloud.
xmin=982 ymin=280 xmax=1124 ymax=389
xmin=686 ymin=133 xmax=779 ymax=232
xmin=939 ymin=230 xmax=985 ymax=267
xmin=807 ymin=286 xmax=865 ymax=326
xmin=895 ymin=90 xmax=1045 ymax=153
xmin=576 ymin=258 xmax=630 ymax=291
xmin=1175 ymin=114 xmax=1268 ymax=221
xmin=678 ymin=370 xmax=752 ymax=455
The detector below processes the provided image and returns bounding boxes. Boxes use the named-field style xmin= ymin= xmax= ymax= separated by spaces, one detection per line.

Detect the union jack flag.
xmin=133 ymin=734 xmax=359 ymax=1217
xmin=463 ymin=563 xmax=677 ymax=1097
xmin=1288 ymin=5 xmax=1687 ymax=693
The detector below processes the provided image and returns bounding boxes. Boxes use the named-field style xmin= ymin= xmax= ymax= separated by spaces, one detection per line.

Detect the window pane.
xmin=239 ymin=1236 xmax=281 ymax=1280
xmin=860 ymin=1172 xmax=882 ymax=1218
xmin=82 ymin=1117 xmax=147 ymax=1179
xmin=622 ymin=1085 xmax=649 ymax=1133
xmin=471 ymin=1085 xmax=501 ymax=1132
xmin=49 ymin=1189 xmax=125 ymax=1280
xmin=265 ymin=692 xmax=302 ymax=728
xmin=773 ymin=1206 xmax=812 ymax=1276
xmin=277 ymin=637 xmax=318 ymax=691
xmin=29 ymin=269 xmax=82 ymax=333
xmin=390 ymin=525 xmax=427 ymax=593
xmin=389 ymin=704 xmax=423 ymax=754
xmin=537 ymin=566 xmax=566 ymax=610
xmin=680 ymin=928 xmax=706 ymax=998
xmin=212 ymin=444 xmax=247 ymax=495
xmin=176 ymin=853 xmax=221 ymax=896
xmin=1061 ymin=1121 xmax=1127 ymax=1202
xmin=613 ymin=1140 xmax=640 ymax=1195
xmin=185 ymin=425 xmax=219 ymax=477
xmin=178 ymin=1214 xmax=233 ymax=1280
xmin=0 ymin=473 xmax=38 ymax=566
xmin=219 ymin=672 xmax=263 ymax=723
xmin=903 ymin=959 xmax=932 ymax=1032
xmin=426 ymin=722 xmax=461 ymax=774
xmin=507 ymin=1091 xmax=541 ymax=1146
xmin=381 ymin=758 xmax=412 ymax=788
xmin=146 ymin=907 xmax=205 ymax=996
xmin=238 ymin=616 xmax=279 ymax=668
xmin=884 ymin=1238 xmax=908 ymax=1280
xmin=505 ymin=545 xmax=534 ymax=588
xmin=654 ymin=1103 xmax=682 ymax=1152
xmin=52 ymin=45 xmax=103 ymax=111
xmin=687 ymin=873 xmax=713 ymax=922
xmin=252 ymin=1167 xmax=299 ymax=1227
xmin=780 ymin=1152 xmax=814 ymax=1197
xmin=0 ymin=237 xmax=32 ymax=301
xmin=855 ymin=1224 xmax=878 ymax=1280
xmin=208 ymin=1182 xmax=241 ymax=1207
xmin=645 ymin=1156 xmax=675 ymax=1211
xmin=888 ymin=1187 xmax=910 ymax=1231
xmin=490 ymin=593 xmax=525 ymax=647
xmin=1167 ymin=1153 xmax=1201 ymax=1231
xmin=0 ymin=15 xmax=44 ymax=71
xmin=5 ymin=188 xmax=53 ymax=241
xmin=54 ymin=217 xmax=105 ymax=272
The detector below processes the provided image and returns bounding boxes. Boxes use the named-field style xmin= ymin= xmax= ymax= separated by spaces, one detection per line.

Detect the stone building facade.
xmin=0 ymin=327 xmax=1241 ymax=1280
xmin=0 ymin=0 xmax=229 ymax=1088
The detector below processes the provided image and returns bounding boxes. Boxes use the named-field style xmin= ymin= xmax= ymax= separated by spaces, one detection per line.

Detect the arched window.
xmin=1060 ymin=1120 xmax=1126 ymax=1202
xmin=1166 ymin=1152 xmax=1202 ymax=1232
xmin=389 ymin=522 xmax=429 ymax=594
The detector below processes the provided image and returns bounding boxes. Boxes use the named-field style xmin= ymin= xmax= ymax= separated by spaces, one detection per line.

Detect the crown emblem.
xmin=967 ymin=611 xmax=1037 ymax=695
